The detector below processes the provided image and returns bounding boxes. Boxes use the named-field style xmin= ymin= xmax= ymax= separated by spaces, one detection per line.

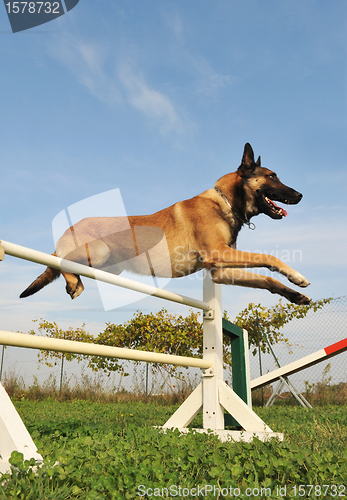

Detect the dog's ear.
xmin=242 ymin=143 xmax=254 ymax=166
xmin=238 ymin=143 xmax=256 ymax=177
xmin=256 ymin=156 xmax=261 ymax=166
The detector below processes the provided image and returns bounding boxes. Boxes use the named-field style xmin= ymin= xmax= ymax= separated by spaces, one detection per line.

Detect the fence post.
xmin=145 ymin=362 xmax=149 ymax=398
xmin=0 ymin=345 xmax=5 ymax=382
xmin=59 ymin=353 xmax=65 ymax=396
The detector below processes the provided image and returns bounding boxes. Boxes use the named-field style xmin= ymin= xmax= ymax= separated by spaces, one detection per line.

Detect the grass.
xmin=0 ymin=399 xmax=346 ymax=499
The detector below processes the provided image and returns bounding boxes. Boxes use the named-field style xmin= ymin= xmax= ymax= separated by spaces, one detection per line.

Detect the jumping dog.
xmin=20 ymin=143 xmax=310 ymax=305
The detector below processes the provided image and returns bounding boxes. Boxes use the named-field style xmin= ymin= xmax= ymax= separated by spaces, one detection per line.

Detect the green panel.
xmin=222 ymin=319 xmax=248 ymax=429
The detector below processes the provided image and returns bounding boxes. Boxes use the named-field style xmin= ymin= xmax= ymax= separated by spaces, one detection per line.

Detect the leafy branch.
xmin=233 ymin=297 xmax=332 ymax=356
xmin=28 ymin=298 xmax=332 ymax=378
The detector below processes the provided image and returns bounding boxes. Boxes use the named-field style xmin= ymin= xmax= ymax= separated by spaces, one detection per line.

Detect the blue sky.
xmin=0 ymin=1 xmax=347 ymax=341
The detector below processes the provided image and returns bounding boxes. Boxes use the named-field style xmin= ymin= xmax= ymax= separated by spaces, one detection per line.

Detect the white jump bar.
xmin=0 ymin=240 xmax=211 ymax=312
xmin=0 ymin=330 xmax=212 ymax=369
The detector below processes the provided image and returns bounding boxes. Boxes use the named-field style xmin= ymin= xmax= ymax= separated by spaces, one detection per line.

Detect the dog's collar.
xmin=214 ymin=187 xmax=255 ymax=230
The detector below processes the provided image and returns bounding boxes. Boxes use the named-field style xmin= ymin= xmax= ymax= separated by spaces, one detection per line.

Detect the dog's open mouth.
xmin=263 ymin=195 xmax=288 ymax=218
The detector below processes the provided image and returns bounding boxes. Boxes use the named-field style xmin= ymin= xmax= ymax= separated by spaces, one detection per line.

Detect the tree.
xmin=28 ymin=319 xmax=94 ymax=367
xmin=88 ymin=309 xmax=203 ymax=371
xmin=88 ymin=309 xmax=205 ymax=393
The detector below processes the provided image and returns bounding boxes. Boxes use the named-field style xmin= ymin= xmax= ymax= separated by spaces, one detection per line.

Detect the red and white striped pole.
xmin=251 ymin=338 xmax=347 ymax=390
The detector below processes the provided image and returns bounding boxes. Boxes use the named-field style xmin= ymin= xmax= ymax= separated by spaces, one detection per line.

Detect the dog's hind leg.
xmin=211 ymin=268 xmax=311 ymax=305
xmin=57 ymin=240 xmax=111 ymax=299
xmin=60 ymin=271 xmax=84 ymax=300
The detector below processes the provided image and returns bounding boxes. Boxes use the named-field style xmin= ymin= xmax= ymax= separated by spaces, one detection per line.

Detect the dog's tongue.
xmin=271 ymin=199 xmax=287 ymax=217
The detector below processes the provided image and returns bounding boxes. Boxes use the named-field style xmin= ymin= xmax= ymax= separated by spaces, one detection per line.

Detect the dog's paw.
xmin=71 ymin=281 xmax=84 ymax=299
xmin=288 ymin=291 xmax=311 ymax=305
xmin=289 ymin=271 xmax=310 ymax=288
xmin=295 ymin=293 xmax=311 ymax=305
xmin=282 ymin=287 xmax=311 ymax=305
xmin=66 ymin=279 xmax=84 ymax=299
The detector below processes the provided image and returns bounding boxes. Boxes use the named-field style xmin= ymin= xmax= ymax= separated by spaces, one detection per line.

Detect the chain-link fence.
xmin=248 ymin=296 xmax=347 ymax=405
xmin=1 ymin=297 xmax=346 ymax=404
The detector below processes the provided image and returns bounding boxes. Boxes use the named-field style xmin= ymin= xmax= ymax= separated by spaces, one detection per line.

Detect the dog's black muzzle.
xmin=269 ymin=188 xmax=302 ymax=205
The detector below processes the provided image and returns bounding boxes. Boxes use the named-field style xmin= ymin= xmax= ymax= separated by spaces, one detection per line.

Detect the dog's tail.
xmin=20 ymin=254 xmax=61 ymax=298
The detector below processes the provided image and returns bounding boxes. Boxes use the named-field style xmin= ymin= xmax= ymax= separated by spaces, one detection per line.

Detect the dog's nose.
xmin=289 ymin=189 xmax=303 ymax=204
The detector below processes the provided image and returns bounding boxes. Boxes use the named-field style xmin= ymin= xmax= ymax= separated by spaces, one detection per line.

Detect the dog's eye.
xmin=268 ymin=173 xmax=277 ymax=181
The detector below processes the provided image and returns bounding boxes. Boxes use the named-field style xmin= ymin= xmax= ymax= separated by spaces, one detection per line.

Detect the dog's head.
xmin=237 ymin=143 xmax=302 ymax=220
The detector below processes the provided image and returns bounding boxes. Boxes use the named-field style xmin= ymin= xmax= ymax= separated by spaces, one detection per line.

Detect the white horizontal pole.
xmin=0 ymin=240 xmax=211 ymax=312
xmin=0 ymin=331 xmax=212 ymax=369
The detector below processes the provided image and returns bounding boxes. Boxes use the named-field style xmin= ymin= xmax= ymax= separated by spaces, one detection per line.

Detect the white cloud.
xmin=195 ymin=73 xmax=237 ymax=97
xmin=167 ymin=13 xmax=184 ymax=44
xmin=49 ymin=34 xmax=122 ymax=105
xmin=48 ymin=34 xmax=187 ymax=137
xmin=183 ymin=51 xmax=237 ymax=100
xmin=161 ymin=9 xmax=236 ymax=99
xmin=118 ymin=62 xmax=185 ymax=135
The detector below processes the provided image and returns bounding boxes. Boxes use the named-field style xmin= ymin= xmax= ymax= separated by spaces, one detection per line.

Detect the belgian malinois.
xmin=20 ymin=143 xmax=310 ymax=304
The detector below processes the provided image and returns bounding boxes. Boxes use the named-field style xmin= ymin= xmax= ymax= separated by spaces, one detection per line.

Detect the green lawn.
xmin=0 ymin=400 xmax=346 ymax=499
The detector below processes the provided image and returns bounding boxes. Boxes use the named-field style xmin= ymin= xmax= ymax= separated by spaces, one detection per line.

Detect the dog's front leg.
xmin=211 ymin=268 xmax=311 ymax=305
xmin=202 ymin=246 xmax=310 ymax=288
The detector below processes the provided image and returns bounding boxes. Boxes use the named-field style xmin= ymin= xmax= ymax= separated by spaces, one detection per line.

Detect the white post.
xmin=163 ymin=270 xmax=283 ymax=442
xmin=202 ymin=270 xmax=224 ymax=430
xmin=0 ymin=383 xmax=43 ymax=474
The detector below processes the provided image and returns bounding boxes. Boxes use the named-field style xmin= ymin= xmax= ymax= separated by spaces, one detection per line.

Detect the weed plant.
xmin=3 ymin=367 xmax=347 ymax=406
xmin=1 ymin=369 xmax=198 ymax=405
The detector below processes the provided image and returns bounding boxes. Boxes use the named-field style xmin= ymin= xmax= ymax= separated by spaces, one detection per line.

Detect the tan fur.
xmin=20 ymin=144 xmax=310 ymax=304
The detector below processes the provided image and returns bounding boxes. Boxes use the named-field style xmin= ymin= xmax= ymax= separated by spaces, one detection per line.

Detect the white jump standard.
xmin=0 ymin=241 xmax=282 ymax=474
